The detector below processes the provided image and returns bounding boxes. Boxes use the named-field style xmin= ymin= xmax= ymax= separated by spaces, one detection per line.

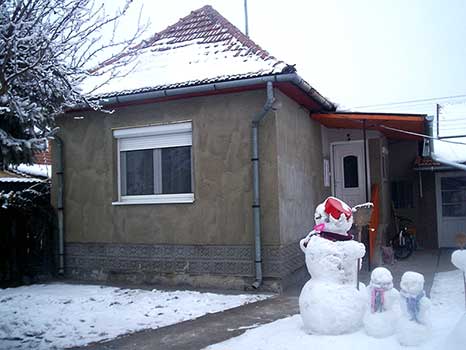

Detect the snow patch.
xmin=10 ymin=164 xmax=51 ymax=178
xmin=206 ymin=270 xmax=465 ymax=350
xmin=0 ymin=283 xmax=269 ymax=349
xmin=84 ymin=38 xmax=286 ymax=97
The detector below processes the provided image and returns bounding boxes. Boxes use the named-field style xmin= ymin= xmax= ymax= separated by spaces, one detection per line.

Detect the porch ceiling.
xmin=311 ymin=112 xmax=427 ymax=140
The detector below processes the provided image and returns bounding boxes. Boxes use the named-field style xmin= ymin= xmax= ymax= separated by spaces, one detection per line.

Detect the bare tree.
xmin=0 ymin=0 xmax=147 ymax=167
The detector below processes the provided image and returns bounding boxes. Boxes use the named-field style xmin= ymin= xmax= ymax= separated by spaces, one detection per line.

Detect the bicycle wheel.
xmin=393 ymin=235 xmax=414 ymax=260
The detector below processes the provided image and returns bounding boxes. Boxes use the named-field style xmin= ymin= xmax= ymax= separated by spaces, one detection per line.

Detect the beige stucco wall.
xmin=53 ymin=90 xmax=281 ymax=246
xmin=274 ymin=90 xmax=329 ymax=244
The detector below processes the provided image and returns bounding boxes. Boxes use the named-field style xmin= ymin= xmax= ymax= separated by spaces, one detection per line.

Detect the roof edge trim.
xmin=74 ymin=73 xmax=335 ymax=112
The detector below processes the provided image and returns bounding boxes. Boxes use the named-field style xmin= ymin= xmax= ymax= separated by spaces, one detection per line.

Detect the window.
xmin=113 ymin=122 xmax=193 ymax=204
xmin=391 ymin=181 xmax=414 ymax=209
xmin=343 ymin=155 xmax=359 ymax=188
xmin=441 ymin=176 xmax=466 ymax=217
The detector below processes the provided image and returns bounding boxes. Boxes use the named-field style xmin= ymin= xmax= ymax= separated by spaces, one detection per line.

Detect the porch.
xmin=311 ymin=111 xmax=430 ymax=263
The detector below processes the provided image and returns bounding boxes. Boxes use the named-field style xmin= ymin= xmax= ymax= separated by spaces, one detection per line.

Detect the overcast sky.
xmin=115 ymin=0 xmax=466 ymax=159
xmin=122 ymin=0 xmax=466 ymax=111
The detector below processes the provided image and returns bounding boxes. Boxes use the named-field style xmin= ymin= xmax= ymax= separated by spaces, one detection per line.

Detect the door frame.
xmin=435 ymin=171 xmax=466 ymax=247
xmin=330 ymin=140 xmax=371 ymax=203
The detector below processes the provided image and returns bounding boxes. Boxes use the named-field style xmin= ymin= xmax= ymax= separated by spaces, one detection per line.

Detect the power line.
xmin=347 ymin=94 xmax=466 ymax=110
xmin=379 ymin=125 xmax=466 ymax=145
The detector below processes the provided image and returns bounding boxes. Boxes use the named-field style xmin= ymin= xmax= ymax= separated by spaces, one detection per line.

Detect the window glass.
xmin=125 ymin=149 xmax=154 ymax=195
xmin=391 ymin=181 xmax=414 ymax=209
xmin=441 ymin=176 xmax=466 ymax=217
xmin=343 ymin=155 xmax=359 ymax=188
xmin=162 ymin=146 xmax=192 ymax=194
xmin=122 ymin=147 xmax=192 ymax=196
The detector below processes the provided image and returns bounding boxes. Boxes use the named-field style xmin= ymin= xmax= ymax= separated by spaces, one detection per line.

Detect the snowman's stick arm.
xmin=300 ymin=230 xmax=319 ymax=253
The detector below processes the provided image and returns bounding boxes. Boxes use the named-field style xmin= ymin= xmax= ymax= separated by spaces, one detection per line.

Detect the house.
xmin=0 ymin=148 xmax=51 ymax=192
xmin=52 ymin=5 xmax=455 ymax=291
xmin=412 ymin=156 xmax=466 ymax=248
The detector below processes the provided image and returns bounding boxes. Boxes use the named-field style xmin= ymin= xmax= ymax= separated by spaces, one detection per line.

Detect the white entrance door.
xmin=332 ymin=141 xmax=368 ymax=207
xmin=436 ymin=172 xmax=466 ymax=247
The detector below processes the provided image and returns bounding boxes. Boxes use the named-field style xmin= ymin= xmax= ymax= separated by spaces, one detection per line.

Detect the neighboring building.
xmin=1 ymin=146 xmax=51 ymax=191
xmin=0 ymin=169 xmax=44 ymax=192
xmin=52 ymin=5 xmax=454 ymax=291
xmin=412 ymin=156 xmax=466 ymax=248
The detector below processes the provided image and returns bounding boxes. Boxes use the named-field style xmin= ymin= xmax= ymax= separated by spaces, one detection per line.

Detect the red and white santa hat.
xmin=324 ymin=196 xmax=352 ymax=221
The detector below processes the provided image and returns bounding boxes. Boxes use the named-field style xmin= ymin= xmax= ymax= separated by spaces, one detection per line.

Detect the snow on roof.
xmin=83 ymin=5 xmax=292 ymax=98
xmin=9 ymin=164 xmax=51 ymax=179
xmin=0 ymin=177 xmax=41 ymax=183
xmin=0 ymin=169 xmax=43 ymax=183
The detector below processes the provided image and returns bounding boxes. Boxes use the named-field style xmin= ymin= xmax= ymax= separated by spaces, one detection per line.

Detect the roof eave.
xmin=72 ymin=73 xmax=335 ymax=113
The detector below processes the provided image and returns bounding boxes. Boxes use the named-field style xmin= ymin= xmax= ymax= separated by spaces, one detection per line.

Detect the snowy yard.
xmin=206 ymin=270 xmax=466 ymax=350
xmin=0 ymin=283 xmax=270 ymax=349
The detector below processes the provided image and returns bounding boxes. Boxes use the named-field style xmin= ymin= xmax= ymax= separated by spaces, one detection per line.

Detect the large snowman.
xmin=299 ymin=197 xmax=366 ymax=335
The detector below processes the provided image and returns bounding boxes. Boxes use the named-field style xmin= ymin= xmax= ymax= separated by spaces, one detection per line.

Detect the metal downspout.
xmin=55 ymin=135 xmax=65 ymax=275
xmin=425 ymin=115 xmax=466 ymax=171
xmin=251 ymin=82 xmax=275 ymax=289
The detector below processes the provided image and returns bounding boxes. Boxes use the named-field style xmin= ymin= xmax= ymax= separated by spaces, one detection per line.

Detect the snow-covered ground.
xmin=0 ymin=283 xmax=269 ymax=349
xmin=206 ymin=270 xmax=465 ymax=350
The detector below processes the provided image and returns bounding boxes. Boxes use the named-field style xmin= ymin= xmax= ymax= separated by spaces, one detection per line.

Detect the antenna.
xmin=244 ymin=0 xmax=249 ymax=36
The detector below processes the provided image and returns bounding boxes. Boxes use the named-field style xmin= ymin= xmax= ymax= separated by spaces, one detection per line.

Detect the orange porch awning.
xmin=311 ymin=112 xmax=427 ymax=140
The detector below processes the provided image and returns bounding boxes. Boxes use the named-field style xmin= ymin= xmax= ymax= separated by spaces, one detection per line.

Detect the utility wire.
xmin=348 ymin=94 xmax=466 ymax=110
xmin=379 ymin=125 xmax=466 ymax=145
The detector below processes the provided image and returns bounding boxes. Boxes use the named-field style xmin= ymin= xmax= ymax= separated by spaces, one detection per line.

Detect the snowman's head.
xmin=314 ymin=197 xmax=353 ymax=235
xmin=400 ymin=271 xmax=424 ymax=295
xmin=370 ymin=267 xmax=393 ymax=290
xmin=452 ymin=249 xmax=466 ymax=272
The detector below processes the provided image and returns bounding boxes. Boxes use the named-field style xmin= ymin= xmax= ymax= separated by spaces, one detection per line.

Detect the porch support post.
xmin=363 ymin=119 xmax=369 ymax=203
xmin=362 ymin=119 xmax=370 ymax=271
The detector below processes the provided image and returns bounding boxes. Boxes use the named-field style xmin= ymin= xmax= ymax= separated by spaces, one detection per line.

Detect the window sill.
xmin=112 ymin=193 xmax=194 ymax=205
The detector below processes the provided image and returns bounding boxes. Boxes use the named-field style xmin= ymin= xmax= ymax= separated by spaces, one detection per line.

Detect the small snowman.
xmin=363 ymin=267 xmax=400 ymax=338
xmin=299 ymin=197 xmax=366 ymax=335
xmin=445 ymin=248 xmax=466 ymax=350
xmin=451 ymin=248 xmax=466 ymax=274
xmin=396 ymin=271 xmax=431 ymax=346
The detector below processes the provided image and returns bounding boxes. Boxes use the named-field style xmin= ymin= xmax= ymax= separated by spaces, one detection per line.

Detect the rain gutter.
xmin=92 ymin=73 xmax=335 ymax=111
xmin=54 ymin=135 xmax=65 ymax=275
xmin=251 ymin=81 xmax=275 ymax=289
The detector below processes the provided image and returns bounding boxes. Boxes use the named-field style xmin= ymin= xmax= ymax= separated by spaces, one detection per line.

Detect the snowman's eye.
xmin=315 ymin=214 xmax=322 ymax=220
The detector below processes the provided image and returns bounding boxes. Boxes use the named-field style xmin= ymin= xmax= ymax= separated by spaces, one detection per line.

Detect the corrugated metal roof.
xmin=0 ymin=169 xmax=42 ymax=183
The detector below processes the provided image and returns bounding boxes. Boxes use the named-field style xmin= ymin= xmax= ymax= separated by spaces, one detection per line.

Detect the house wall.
xmin=273 ymin=91 xmax=330 ymax=282
xmin=52 ymin=90 xmax=293 ymax=290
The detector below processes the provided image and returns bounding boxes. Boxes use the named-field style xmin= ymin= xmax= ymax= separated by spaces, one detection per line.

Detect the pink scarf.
xmin=371 ymin=287 xmax=385 ymax=313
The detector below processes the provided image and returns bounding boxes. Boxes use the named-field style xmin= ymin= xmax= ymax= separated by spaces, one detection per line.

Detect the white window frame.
xmin=112 ymin=121 xmax=194 ymax=205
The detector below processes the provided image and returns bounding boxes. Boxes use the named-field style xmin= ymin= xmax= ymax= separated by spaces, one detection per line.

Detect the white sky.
xmin=112 ymin=0 xmax=466 ymax=160
xmin=121 ymin=0 xmax=466 ymax=110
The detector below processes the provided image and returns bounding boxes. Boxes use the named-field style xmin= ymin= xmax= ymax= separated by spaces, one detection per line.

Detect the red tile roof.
xmin=414 ymin=156 xmax=441 ymax=167
xmin=85 ymin=5 xmax=295 ymax=98
xmin=143 ymin=5 xmax=278 ymax=61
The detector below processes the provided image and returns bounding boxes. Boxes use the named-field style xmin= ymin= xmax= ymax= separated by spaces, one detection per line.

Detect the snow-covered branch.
xmin=0 ymin=0 xmax=148 ymax=167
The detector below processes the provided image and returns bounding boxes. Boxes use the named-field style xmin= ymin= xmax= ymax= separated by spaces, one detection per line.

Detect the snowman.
xmin=299 ymin=197 xmax=366 ymax=335
xmin=444 ymin=249 xmax=466 ymax=350
xmin=451 ymin=248 xmax=466 ymax=273
xmin=363 ymin=267 xmax=400 ymax=338
xmin=396 ymin=271 xmax=431 ymax=346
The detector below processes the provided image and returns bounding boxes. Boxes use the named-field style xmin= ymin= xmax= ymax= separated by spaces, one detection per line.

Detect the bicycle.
xmin=389 ymin=215 xmax=416 ymax=260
